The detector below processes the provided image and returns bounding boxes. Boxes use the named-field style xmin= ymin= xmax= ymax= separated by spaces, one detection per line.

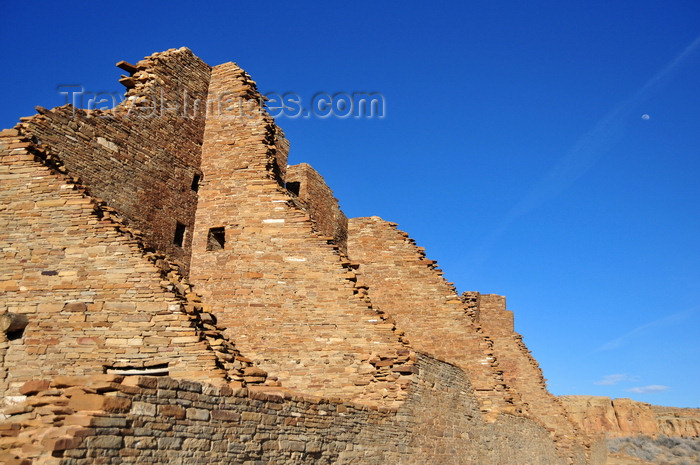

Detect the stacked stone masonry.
xmin=347 ymin=217 xmax=592 ymax=463
xmin=285 ymin=163 xmax=349 ymax=255
xmin=0 ymin=47 xmax=615 ymax=464
xmin=18 ymin=48 xmax=211 ymax=274
xmin=0 ymin=128 xmax=269 ymax=397
xmin=0 ymin=357 xmax=592 ymax=465
xmin=475 ymin=294 xmax=592 ymax=463
xmin=347 ymin=217 xmax=518 ymax=417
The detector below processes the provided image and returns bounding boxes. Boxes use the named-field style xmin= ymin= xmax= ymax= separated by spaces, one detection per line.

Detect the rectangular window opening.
xmin=207 ymin=227 xmax=226 ymax=251
xmin=174 ymin=222 xmax=186 ymax=247
xmin=286 ymin=181 xmax=300 ymax=196
xmin=191 ymin=173 xmax=201 ymax=192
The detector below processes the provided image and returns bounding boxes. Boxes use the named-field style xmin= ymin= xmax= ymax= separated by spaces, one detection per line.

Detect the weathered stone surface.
xmin=0 ymin=47 xmax=621 ymax=465
xmin=347 ymin=217 xmax=594 ymax=463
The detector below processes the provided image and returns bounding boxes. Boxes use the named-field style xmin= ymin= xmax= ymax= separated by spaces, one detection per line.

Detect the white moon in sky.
xmin=642 ymin=114 xmax=650 ymax=120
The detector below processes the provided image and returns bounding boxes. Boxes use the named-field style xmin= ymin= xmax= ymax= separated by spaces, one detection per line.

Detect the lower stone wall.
xmin=1 ymin=354 xmax=598 ymax=465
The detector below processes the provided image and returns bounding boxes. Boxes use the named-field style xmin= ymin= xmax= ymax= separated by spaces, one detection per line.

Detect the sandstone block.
xmin=19 ymin=380 xmax=50 ymax=395
xmin=41 ymin=436 xmax=82 ymax=451
xmin=186 ymin=407 xmax=210 ymax=421
xmin=68 ymin=393 xmax=104 ymax=411
xmin=158 ymin=404 xmax=186 ymax=419
xmin=86 ymin=435 xmax=123 ymax=449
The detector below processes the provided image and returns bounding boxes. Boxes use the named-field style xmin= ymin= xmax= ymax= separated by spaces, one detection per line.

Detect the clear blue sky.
xmin=1 ymin=1 xmax=698 ymax=408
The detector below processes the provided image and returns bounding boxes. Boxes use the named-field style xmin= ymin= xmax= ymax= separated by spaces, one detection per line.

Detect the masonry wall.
xmin=347 ymin=217 xmax=595 ymax=464
xmin=561 ymin=395 xmax=700 ymax=438
xmin=16 ymin=48 xmax=210 ymax=273
xmin=474 ymin=293 xmax=590 ymax=463
xmin=286 ymin=163 xmax=349 ymax=254
xmin=403 ymin=354 xmax=569 ymax=465
xmin=0 ymin=47 xmax=614 ymax=465
xmin=0 ymin=354 xmax=584 ymax=465
xmin=0 ymin=131 xmax=235 ymax=399
xmin=188 ymin=63 xmax=413 ymax=407
xmin=347 ymin=217 xmax=519 ymax=418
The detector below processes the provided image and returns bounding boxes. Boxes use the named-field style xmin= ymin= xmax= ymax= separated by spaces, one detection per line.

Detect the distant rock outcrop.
xmin=560 ymin=396 xmax=700 ymax=438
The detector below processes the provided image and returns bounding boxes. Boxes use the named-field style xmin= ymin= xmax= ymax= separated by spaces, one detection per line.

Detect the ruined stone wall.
xmin=1 ymin=354 xmax=583 ymax=465
xmin=0 ymin=375 xmax=407 ymax=465
xmin=473 ymin=294 xmax=590 ymax=463
xmin=347 ymin=217 xmax=595 ymax=463
xmin=346 ymin=217 xmax=519 ymax=417
xmin=16 ymin=48 xmax=210 ymax=273
xmin=0 ymin=130 xmax=240 ymax=399
xmin=476 ymin=293 xmax=514 ymax=334
xmin=286 ymin=163 xmax=349 ymax=254
xmin=0 ymin=47 xmax=614 ymax=465
xmin=561 ymin=396 xmax=700 ymax=438
xmin=188 ymin=63 xmax=413 ymax=407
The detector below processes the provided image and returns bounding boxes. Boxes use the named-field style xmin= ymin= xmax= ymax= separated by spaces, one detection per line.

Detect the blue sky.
xmin=1 ymin=1 xmax=698 ymax=408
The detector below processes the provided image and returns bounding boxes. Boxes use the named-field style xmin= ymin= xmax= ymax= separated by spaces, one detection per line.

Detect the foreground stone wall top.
xmin=1 ymin=354 xmax=588 ymax=465
xmin=0 ymin=47 xmax=614 ymax=465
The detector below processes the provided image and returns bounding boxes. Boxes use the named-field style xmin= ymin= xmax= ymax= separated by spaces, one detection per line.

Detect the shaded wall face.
xmin=403 ymin=354 xmax=567 ymax=465
xmin=0 ymin=136 xmax=226 ymax=398
xmin=17 ymin=48 xmax=210 ymax=274
xmin=188 ymin=63 xmax=411 ymax=407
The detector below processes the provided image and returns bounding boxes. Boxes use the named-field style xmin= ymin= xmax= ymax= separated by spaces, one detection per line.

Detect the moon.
xmin=641 ymin=114 xmax=650 ymax=120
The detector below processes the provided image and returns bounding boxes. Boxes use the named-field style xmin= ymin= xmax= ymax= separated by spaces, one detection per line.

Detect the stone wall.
xmin=402 ymin=354 xmax=571 ymax=465
xmin=347 ymin=217 xmax=594 ymax=463
xmin=188 ymin=63 xmax=413 ymax=407
xmin=0 ymin=354 xmax=582 ymax=465
xmin=473 ymin=293 xmax=590 ymax=462
xmin=0 ymin=47 xmax=613 ymax=464
xmin=347 ymin=217 xmax=520 ymax=417
xmin=0 ymin=129 xmax=265 ymax=399
xmin=286 ymin=163 xmax=348 ymax=254
xmin=16 ymin=48 xmax=210 ymax=273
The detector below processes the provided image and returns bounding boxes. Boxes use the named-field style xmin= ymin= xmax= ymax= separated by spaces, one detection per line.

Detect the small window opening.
xmin=286 ymin=181 xmax=300 ymax=196
xmin=174 ymin=222 xmax=186 ymax=247
xmin=191 ymin=173 xmax=201 ymax=192
xmin=207 ymin=227 xmax=226 ymax=251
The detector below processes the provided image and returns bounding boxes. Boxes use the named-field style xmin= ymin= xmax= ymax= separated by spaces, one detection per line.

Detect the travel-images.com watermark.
xmin=58 ymin=86 xmax=386 ymax=119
